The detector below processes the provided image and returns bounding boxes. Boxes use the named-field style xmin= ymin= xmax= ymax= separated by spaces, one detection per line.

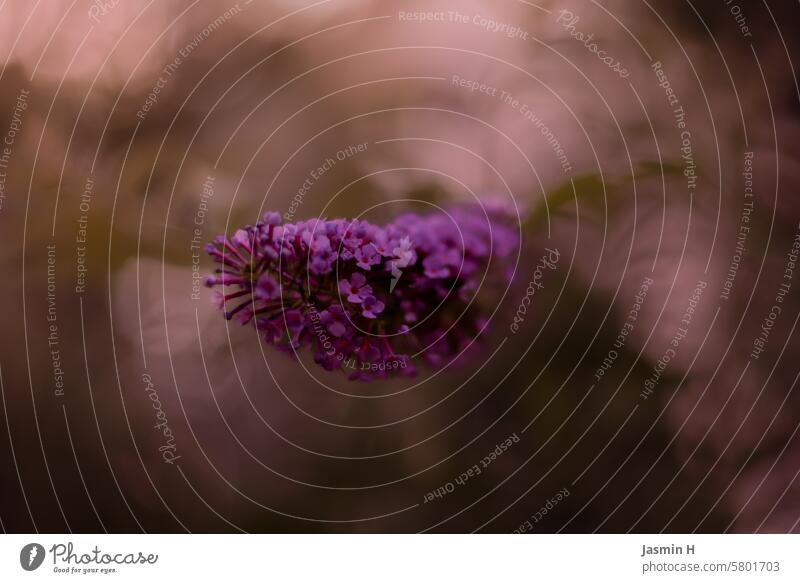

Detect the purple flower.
xmin=393 ymin=236 xmax=415 ymax=263
xmin=320 ymin=305 xmax=349 ymax=338
xmin=355 ymin=243 xmax=381 ymax=270
xmin=281 ymin=309 xmax=305 ymax=348
xmin=255 ymin=274 xmax=280 ymax=301
xmin=264 ymin=211 xmax=281 ymax=225
xmin=339 ymin=273 xmax=373 ymax=304
xmin=423 ymin=248 xmax=461 ymax=279
xmin=361 ymin=295 xmax=385 ymax=319
xmin=206 ymin=205 xmax=518 ymax=381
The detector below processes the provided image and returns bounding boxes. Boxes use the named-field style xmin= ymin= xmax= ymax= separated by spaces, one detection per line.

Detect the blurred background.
xmin=1 ymin=0 xmax=799 ymax=533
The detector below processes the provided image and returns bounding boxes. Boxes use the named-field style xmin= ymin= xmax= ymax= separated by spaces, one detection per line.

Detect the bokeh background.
xmin=1 ymin=0 xmax=799 ymax=533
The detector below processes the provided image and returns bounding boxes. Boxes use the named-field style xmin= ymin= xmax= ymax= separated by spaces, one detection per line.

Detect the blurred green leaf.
xmin=526 ymin=162 xmax=685 ymax=231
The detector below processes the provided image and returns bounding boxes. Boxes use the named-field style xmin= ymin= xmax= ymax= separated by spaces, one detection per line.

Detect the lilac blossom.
xmin=361 ymin=295 xmax=385 ymax=319
xmin=339 ymin=273 xmax=372 ymax=304
xmin=206 ymin=206 xmax=518 ymax=381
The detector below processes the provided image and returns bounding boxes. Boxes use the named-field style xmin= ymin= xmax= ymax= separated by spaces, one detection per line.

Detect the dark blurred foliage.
xmin=0 ymin=0 xmax=799 ymax=533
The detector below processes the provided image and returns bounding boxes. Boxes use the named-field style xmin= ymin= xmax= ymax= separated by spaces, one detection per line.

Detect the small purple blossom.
xmin=320 ymin=305 xmax=349 ymax=338
xmin=361 ymin=295 xmax=385 ymax=319
xmin=255 ymin=274 xmax=280 ymax=301
xmin=339 ymin=273 xmax=372 ymax=304
xmin=206 ymin=205 xmax=518 ymax=381
xmin=355 ymin=243 xmax=381 ymax=270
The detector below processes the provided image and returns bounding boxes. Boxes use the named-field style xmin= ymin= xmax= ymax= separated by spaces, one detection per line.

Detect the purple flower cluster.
xmin=206 ymin=206 xmax=517 ymax=381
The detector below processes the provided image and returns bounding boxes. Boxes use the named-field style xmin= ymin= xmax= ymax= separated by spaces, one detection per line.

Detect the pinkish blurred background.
xmin=1 ymin=0 xmax=799 ymax=532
